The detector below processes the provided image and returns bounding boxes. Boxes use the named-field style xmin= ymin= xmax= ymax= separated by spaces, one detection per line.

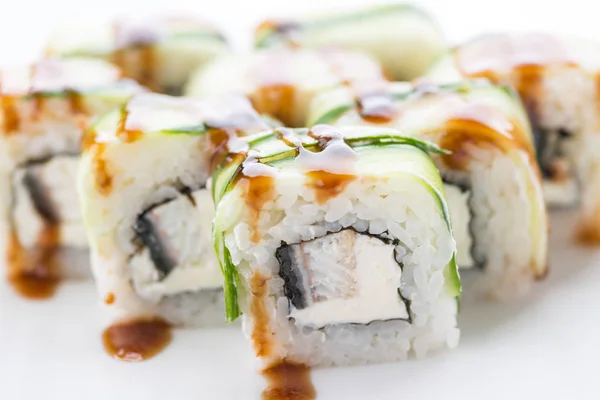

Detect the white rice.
xmin=442 ymin=146 xmax=545 ymax=300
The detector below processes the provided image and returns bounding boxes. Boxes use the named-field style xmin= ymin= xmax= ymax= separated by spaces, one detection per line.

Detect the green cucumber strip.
xmin=213 ymin=230 xmax=240 ymax=321
xmin=255 ymin=3 xmax=425 ymax=47
xmin=257 ymin=132 xmax=449 ymax=164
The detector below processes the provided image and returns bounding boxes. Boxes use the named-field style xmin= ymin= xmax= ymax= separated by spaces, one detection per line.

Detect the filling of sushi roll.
xmin=129 ymin=185 xmax=222 ymax=300
xmin=522 ymin=106 xmax=579 ymax=206
xmin=276 ymin=229 xmax=410 ymax=328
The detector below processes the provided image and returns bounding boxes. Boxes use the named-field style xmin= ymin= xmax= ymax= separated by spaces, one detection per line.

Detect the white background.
xmin=1 ymin=0 xmax=600 ymax=62
xmin=1 ymin=1 xmax=600 ymax=399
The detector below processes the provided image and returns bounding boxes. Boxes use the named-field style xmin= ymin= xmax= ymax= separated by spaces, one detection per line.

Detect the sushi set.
xmin=1 ymin=2 xmax=600 ymax=399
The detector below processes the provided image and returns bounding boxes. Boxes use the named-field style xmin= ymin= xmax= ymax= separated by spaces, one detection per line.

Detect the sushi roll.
xmin=254 ymin=3 xmax=446 ymax=81
xmin=45 ymin=16 xmax=229 ymax=95
xmin=212 ymin=125 xmax=460 ymax=368
xmin=185 ymin=48 xmax=387 ymax=128
xmin=77 ymin=93 xmax=272 ymax=327
xmin=0 ymin=58 xmax=144 ymax=299
xmin=427 ymin=33 xmax=600 ymax=242
xmin=307 ymin=81 xmax=548 ymax=299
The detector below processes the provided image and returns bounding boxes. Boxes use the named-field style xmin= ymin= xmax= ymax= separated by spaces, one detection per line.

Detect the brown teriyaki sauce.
xmin=439 ymin=104 xmax=535 ymax=171
xmin=249 ymin=272 xmax=315 ymax=400
xmin=1 ymin=61 xmax=89 ymax=135
xmin=253 ymin=84 xmax=296 ymax=127
xmin=304 ymin=126 xmax=358 ymax=204
xmin=356 ymin=91 xmax=396 ymax=124
xmin=234 ymin=126 xmax=362 ymax=399
xmin=102 ymin=318 xmax=172 ymax=362
xmin=219 ymin=127 xmax=358 ymax=398
xmin=455 ymin=33 xmax=572 ymax=179
xmin=261 ymin=361 xmax=316 ymax=400
xmin=7 ymin=226 xmax=61 ymax=299
xmin=113 ymin=19 xmax=160 ymax=92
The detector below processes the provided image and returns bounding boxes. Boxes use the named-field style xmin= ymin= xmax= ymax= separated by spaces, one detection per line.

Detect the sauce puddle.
xmin=261 ymin=361 xmax=315 ymax=400
xmin=102 ymin=318 xmax=173 ymax=362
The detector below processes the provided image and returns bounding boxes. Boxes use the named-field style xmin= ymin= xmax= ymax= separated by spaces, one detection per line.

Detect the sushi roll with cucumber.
xmin=78 ymin=93 xmax=272 ymax=326
xmin=254 ymin=3 xmax=446 ymax=81
xmin=212 ymin=125 xmax=460 ymax=366
xmin=46 ymin=16 xmax=229 ymax=95
xmin=307 ymin=81 xmax=548 ymax=299
xmin=427 ymin=33 xmax=600 ymax=242
xmin=185 ymin=48 xmax=387 ymax=128
xmin=0 ymin=58 xmax=144 ymax=298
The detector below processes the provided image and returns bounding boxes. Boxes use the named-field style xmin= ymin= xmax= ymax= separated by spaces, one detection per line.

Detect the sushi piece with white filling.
xmin=185 ymin=47 xmax=387 ymax=127
xmin=0 ymin=57 xmax=144 ymax=298
xmin=212 ymin=125 xmax=460 ymax=367
xmin=254 ymin=3 xmax=446 ymax=81
xmin=427 ymin=33 xmax=600 ymax=243
xmin=78 ymin=92 xmax=272 ymax=326
xmin=46 ymin=16 xmax=229 ymax=95
xmin=307 ymin=81 xmax=548 ymax=299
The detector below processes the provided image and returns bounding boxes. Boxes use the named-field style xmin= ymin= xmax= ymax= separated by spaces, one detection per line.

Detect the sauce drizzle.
xmin=249 ymin=272 xmax=273 ymax=358
xmin=1 ymin=95 xmax=20 ymax=133
xmin=357 ymin=92 xmax=396 ymax=124
xmin=116 ymin=107 xmax=143 ymax=143
xmin=306 ymin=170 xmax=356 ymax=204
xmin=252 ymin=84 xmax=296 ymax=127
xmin=304 ymin=126 xmax=358 ymax=203
xmin=455 ymin=33 xmax=575 ymax=181
xmin=65 ymin=89 xmax=87 ymax=115
xmin=576 ymin=202 xmax=600 ymax=245
xmin=93 ymin=144 xmax=113 ymax=196
xmin=7 ymin=225 xmax=61 ymax=299
xmin=104 ymin=292 xmax=115 ymax=305
xmin=113 ymin=20 xmax=159 ymax=92
xmin=102 ymin=318 xmax=172 ymax=362
xmin=439 ymin=104 xmax=536 ymax=171
xmin=247 ymin=232 xmax=316 ymax=400
xmin=238 ymin=170 xmax=275 ymax=243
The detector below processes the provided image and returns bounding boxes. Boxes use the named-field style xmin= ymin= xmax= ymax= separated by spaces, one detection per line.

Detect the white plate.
xmin=1 ymin=210 xmax=598 ymax=399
